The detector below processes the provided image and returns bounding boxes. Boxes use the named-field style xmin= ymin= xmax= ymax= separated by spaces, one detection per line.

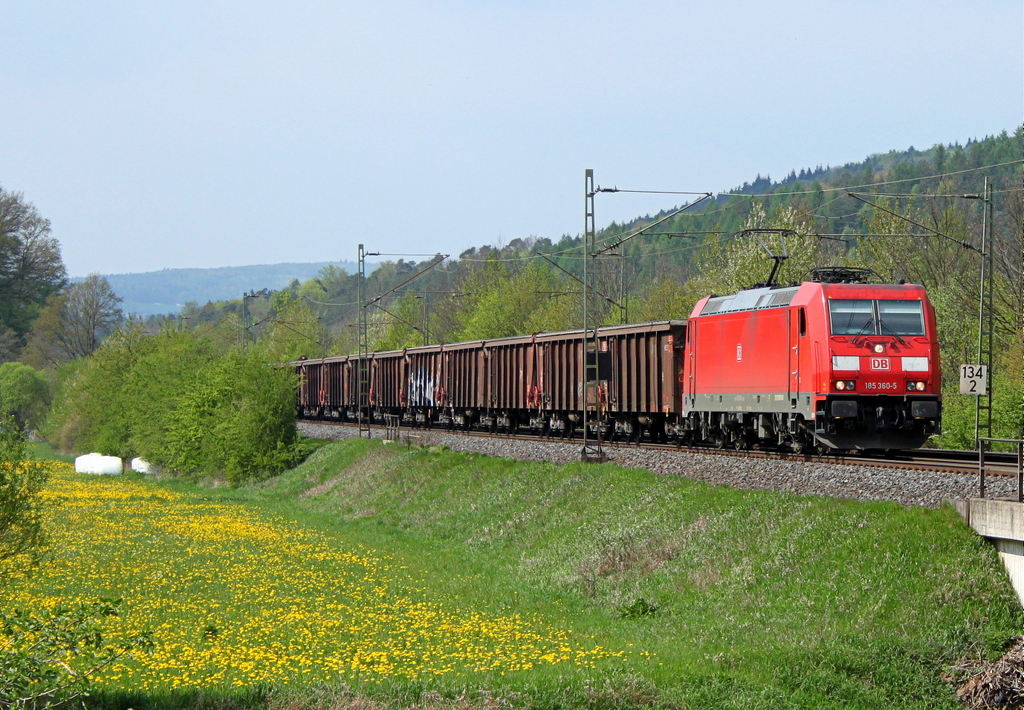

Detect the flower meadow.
xmin=3 ymin=464 xmax=625 ymax=692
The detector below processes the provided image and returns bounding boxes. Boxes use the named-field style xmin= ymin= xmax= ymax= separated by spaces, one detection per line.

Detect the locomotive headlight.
xmin=835 ymin=380 xmax=845 ymax=390
xmin=906 ymin=381 xmax=926 ymax=391
xmin=872 ymin=343 xmax=885 ymax=353
xmin=835 ymin=380 xmax=856 ymax=391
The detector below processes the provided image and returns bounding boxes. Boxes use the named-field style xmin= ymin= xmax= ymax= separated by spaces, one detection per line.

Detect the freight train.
xmin=291 ymin=268 xmax=942 ymax=452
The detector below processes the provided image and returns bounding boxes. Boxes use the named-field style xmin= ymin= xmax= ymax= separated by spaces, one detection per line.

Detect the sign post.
xmin=960 ymin=364 xmax=988 ymax=396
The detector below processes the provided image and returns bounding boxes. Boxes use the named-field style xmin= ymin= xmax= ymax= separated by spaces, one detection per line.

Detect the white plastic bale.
xmin=74 ymin=453 xmax=123 ymax=475
xmin=130 ymin=457 xmax=154 ymax=474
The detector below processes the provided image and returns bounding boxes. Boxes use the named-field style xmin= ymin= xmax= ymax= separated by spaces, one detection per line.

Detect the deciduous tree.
xmin=0 ymin=187 xmax=66 ymax=345
xmin=23 ymin=274 xmax=123 ymax=367
xmin=681 ymin=202 xmax=833 ymax=308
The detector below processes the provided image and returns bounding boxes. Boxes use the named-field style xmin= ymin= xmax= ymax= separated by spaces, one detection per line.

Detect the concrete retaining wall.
xmin=952 ymin=498 xmax=1024 ymax=606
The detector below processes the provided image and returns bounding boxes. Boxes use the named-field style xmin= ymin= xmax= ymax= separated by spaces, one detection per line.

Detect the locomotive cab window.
xmin=877 ymin=300 xmax=924 ymax=336
xmin=829 ymin=299 xmax=925 ymax=336
xmin=829 ymin=300 xmax=873 ymax=335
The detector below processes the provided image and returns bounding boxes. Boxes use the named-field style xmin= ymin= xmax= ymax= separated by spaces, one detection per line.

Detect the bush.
xmin=122 ymin=329 xmax=216 ymax=462
xmin=0 ymin=599 xmax=153 ymax=709
xmin=162 ymin=346 xmax=298 ymax=483
xmin=0 ymin=363 xmax=49 ymax=431
xmin=0 ymin=417 xmax=48 ymax=567
xmin=43 ymin=325 xmax=300 ymax=484
xmin=42 ymin=326 xmax=148 ymax=458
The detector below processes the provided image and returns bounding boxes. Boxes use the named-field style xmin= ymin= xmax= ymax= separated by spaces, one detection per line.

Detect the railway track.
xmin=892 ymin=448 xmax=1021 ymax=477
xmin=300 ymin=419 xmax=1017 ymax=475
xmin=297 ymin=419 xmax=1022 ymax=507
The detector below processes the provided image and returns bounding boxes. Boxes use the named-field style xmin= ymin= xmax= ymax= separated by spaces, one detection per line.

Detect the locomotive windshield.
xmin=829 ymin=299 xmax=925 ymax=336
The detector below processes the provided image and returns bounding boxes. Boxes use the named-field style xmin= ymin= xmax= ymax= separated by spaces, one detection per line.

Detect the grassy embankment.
xmin=6 ymin=438 xmax=1022 ymax=709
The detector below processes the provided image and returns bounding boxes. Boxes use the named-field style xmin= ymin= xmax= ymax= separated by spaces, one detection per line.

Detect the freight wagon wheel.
xmin=631 ymin=421 xmax=643 ymax=445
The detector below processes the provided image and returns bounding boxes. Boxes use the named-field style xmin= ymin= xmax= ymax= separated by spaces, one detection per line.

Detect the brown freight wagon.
xmin=291 ymin=320 xmax=687 ymax=441
xmin=515 ymin=320 xmax=686 ymax=439
xmin=295 ymin=355 xmax=350 ymax=421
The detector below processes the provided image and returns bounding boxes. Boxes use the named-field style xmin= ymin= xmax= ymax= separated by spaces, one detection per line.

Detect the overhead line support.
xmin=975 ymin=178 xmax=994 ymax=447
xmin=581 ymin=169 xmax=605 ymax=462
xmin=357 ymin=244 xmax=371 ymax=438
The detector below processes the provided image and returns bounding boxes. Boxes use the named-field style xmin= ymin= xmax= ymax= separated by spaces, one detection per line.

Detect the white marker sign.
xmin=959 ymin=364 xmax=988 ymax=395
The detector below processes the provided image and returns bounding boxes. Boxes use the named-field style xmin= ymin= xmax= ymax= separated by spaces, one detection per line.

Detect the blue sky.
xmin=1 ymin=1 xmax=1020 ymax=276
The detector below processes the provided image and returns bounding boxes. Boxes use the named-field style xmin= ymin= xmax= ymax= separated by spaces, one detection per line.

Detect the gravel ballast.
xmin=298 ymin=422 xmax=1015 ymax=508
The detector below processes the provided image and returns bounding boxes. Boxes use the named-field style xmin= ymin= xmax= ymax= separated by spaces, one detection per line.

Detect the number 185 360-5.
xmin=864 ymin=382 xmax=899 ymax=391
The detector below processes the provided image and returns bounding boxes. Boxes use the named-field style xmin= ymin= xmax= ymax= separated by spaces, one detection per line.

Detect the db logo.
xmin=870 ymin=357 xmax=891 ymax=371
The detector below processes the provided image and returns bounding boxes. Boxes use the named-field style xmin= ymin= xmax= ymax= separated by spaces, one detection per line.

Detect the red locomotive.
xmin=681 ymin=267 xmax=941 ymax=451
xmin=293 ymin=268 xmax=941 ymax=452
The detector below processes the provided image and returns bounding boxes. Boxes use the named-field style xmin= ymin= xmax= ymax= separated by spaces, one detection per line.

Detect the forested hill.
xmin=72 ymin=261 xmax=365 ymax=316
xmin=601 ymin=126 xmax=1021 ymax=267
xmin=714 ymin=133 xmax=1017 ymax=198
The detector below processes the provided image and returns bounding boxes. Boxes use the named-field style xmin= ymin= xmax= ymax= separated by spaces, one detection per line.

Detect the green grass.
xmin=9 ymin=438 xmax=1022 ymax=709
xmin=219 ymin=438 xmax=1021 ymax=708
xmin=29 ymin=439 xmax=74 ymax=463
